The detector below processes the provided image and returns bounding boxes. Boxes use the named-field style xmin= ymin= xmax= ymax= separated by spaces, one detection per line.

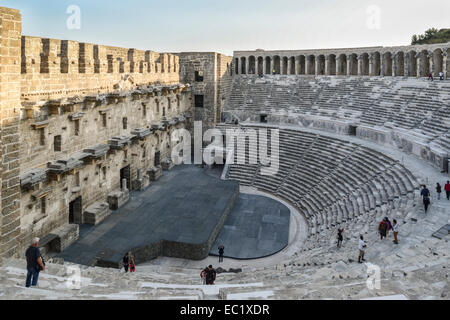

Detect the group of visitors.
xmin=378 ymin=217 xmax=399 ymax=244
xmin=428 ymin=72 xmax=445 ymax=81
xmin=421 ymin=181 xmax=450 ymax=213
xmin=200 ymin=265 xmax=217 ymax=285
xmin=122 ymin=252 xmax=136 ymax=273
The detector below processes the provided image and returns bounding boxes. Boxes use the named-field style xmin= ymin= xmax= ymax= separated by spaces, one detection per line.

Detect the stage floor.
xmin=58 ymin=165 xmax=239 ymax=266
xmin=58 ymin=165 xmax=291 ymax=266
xmin=210 ymin=193 xmax=290 ymax=260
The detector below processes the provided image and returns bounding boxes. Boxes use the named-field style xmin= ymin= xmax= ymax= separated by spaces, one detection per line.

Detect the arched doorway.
xmin=257 ymin=57 xmax=264 ymax=76
xmin=361 ymin=53 xmax=369 ymax=76
xmin=248 ymin=56 xmax=256 ymax=75
xmin=289 ymin=57 xmax=296 ymax=75
xmin=395 ymin=52 xmax=405 ymax=76
xmin=307 ymin=55 xmax=315 ymax=75
xmin=273 ymin=56 xmax=281 ymax=74
xmin=384 ymin=52 xmax=393 ymax=76
xmin=372 ymin=52 xmax=381 ymax=76
xmin=433 ymin=49 xmax=443 ymax=77
xmin=240 ymin=57 xmax=246 ymax=74
xmin=408 ymin=51 xmax=417 ymax=77
xmin=282 ymin=57 xmax=288 ymax=75
xmin=338 ymin=54 xmax=347 ymax=75
xmin=418 ymin=50 xmax=430 ymax=77
xmin=349 ymin=54 xmax=358 ymax=75
xmin=234 ymin=58 xmax=239 ymax=75
xmin=317 ymin=55 xmax=325 ymax=75
xmin=299 ymin=55 xmax=306 ymax=75
xmin=265 ymin=57 xmax=271 ymax=75
xmin=328 ymin=54 xmax=336 ymax=76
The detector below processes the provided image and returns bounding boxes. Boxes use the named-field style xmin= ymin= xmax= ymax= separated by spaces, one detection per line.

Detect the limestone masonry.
xmin=0 ymin=6 xmax=232 ymax=261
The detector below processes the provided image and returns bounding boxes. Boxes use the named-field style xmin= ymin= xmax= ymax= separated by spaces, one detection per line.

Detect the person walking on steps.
xmin=205 ymin=265 xmax=217 ymax=285
xmin=428 ymin=73 xmax=434 ymax=81
xmin=445 ymin=181 xmax=450 ymax=200
xmin=337 ymin=228 xmax=344 ymax=248
xmin=436 ymin=183 xmax=442 ymax=200
xmin=218 ymin=245 xmax=225 ymax=263
xmin=421 ymin=185 xmax=431 ymax=213
xmin=378 ymin=219 xmax=388 ymax=240
xmin=358 ymin=235 xmax=367 ymax=264
xmin=25 ymin=238 xmax=45 ymax=288
xmin=122 ymin=253 xmax=129 ymax=273
xmin=393 ymin=219 xmax=399 ymax=245
xmin=129 ymin=254 xmax=136 ymax=273
xmin=439 ymin=71 xmax=444 ymax=81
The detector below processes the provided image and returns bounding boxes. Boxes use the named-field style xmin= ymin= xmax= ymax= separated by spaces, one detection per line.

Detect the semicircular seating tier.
xmin=218 ymin=125 xmax=420 ymax=238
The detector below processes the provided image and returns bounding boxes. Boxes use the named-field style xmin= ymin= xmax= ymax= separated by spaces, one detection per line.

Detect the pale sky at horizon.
xmin=1 ymin=0 xmax=449 ymax=56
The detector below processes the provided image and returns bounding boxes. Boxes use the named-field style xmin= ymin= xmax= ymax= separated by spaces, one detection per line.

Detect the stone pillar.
xmin=295 ymin=57 xmax=300 ymax=75
xmin=263 ymin=58 xmax=267 ymax=75
xmin=336 ymin=56 xmax=341 ymax=76
xmin=287 ymin=59 xmax=292 ymax=75
xmin=325 ymin=55 xmax=330 ymax=76
xmin=369 ymin=54 xmax=375 ymax=76
xmin=0 ymin=7 xmax=22 ymax=260
xmin=416 ymin=53 xmax=421 ymax=77
xmin=404 ymin=53 xmax=410 ymax=77
xmin=428 ymin=52 xmax=434 ymax=76
xmin=315 ymin=56 xmax=320 ymax=76
xmin=305 ymin=58 xmax=310 ymax=75
xmin=380 ymin=53 xmax=385 ymax=77
xmin=281 ymin=58 xmax=285 ymax=75
xmin=270 ymin=58 xmax=274 ymax=75
xmin=357 ymin=55 xmax=363 ymax=76
xmin=392 ymin=54 xmax=398 ymax=77
xmin=122 ymin=179 xmax=128 ymax=191
xmin=443 ymin=51 xmax=448 ymax=79
xmin=346 ymin=55 xmax=352 ymax=76
xmin=245 ymin=57 xmax=250 ymax=75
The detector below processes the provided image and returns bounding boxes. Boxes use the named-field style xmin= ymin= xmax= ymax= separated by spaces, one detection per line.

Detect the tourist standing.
xmin=218 ymin=245 xmax=225 ymax=263
xmin=358 ymin=236 xmax=367 ymax=264
xmin=337 ymin=228 xmax=344 ymax=248
xmin=378 ymin=219 xmax=387 ymax=240
xmin=385 ymin=217 xmax=392 ymax=236
xmin=445 ymin=181 xmax=450 ymax=200
xmin=428 ymin=73 xmax=434 ymax=81
xmin=439 ymin=71 xmax=444 ymax=80
xmin=205 ymin=265 xmax=217 ymax=285
xmin=122 ymin=253 xmax=129 ymax=273
xmin=129 ymin=254 xmax=136 ymax=273
xmin=436 ymin=183 xmax=442 ymax=200
xmin=421 ymin=185 xmax=431 ymax=213
xmin=25 ymin=238 xmax=45 ymax=288
xmin=200 ymin=267 xmax=208 ymax=285
xmin=393 ymin=219 xmax=399 ymax=244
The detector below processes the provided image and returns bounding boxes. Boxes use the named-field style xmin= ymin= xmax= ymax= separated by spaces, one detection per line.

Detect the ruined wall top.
xmin=233 ymin=42 xmax=450 ymax=58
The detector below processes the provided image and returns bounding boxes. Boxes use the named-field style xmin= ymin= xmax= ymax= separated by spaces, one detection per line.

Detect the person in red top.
xmin=445 ymin=181 xmax=450 ymax=201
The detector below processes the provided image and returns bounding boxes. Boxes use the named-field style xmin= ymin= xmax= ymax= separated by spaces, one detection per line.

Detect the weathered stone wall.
xmin=0 ymin=7 xmax=22 ymax=260
xmin=177 ymin=52 xmax=232 ymax=131
xmin=21 ymin=36 xmax=180 ymax=102
xmin=0 ymin=5 xmax=197 ymax=260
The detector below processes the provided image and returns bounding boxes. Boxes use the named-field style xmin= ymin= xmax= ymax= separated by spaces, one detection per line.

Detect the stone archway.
xmin=317 ymin=55 xmax=326 ymax=75
xmin=395 ymin=52 xmax=405 ymax=76
xmin=240 ymin=57 xmax=246 ymax=74
xmin=361 ymin=53 xmax=370 ymax=76
xmin=328 ymin=54 xmax=336 ymax=76
xmin=282 ymin=57 xmax=288 ymax=75
xmin=372 ymin=52 xmax=381 ymax=76
xmin=248 ymin=56 xmax=256 ymax=75
xmin=408 ymin=51 xmax=417 ymax=77
xmin=265 ymin=56 xmax=271 ymax=75
xmin=273 ymin=56 xmax=281 ymax=74
xmin=234 ymin=58 xmax=239 ymax=75
xmin=433 ymin=49 xmax=443 ymax=77
xmin=289 ymin=57 xmax=296 ymax=75
xmin=338 ymin=54 xmax=347 ymax=75
xmin=299 ymin=55 xmax=306 ymax=75
xmin=349 ymin=54 xmax=358 ymax=75
xmin=257 ymin=57 xmax=264 ymax=76
xmin=418 ymin=50 xmax=430 ymax=77
xmin=307 ymin=55 xmax=315 ymax=75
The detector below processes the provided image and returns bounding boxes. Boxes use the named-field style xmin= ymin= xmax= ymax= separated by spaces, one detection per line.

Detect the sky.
xmin=1 ymin=0 xmax=449 ymax=56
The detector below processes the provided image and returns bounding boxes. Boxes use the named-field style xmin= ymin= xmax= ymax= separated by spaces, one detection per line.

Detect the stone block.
xmin=49 ymin=224 xmax=79 ymax=252
xmin=161 ymin=159 xmax=174 ymax=171
xmin=107 ymin=189 xmax=130 ymax=210
xmin=132 ymin=174 xmax=150 ymax=191
xmin=83 ymin=202 xmax=111 ymax=225
xmin=148 ymin=166 xmax=163 ymax=181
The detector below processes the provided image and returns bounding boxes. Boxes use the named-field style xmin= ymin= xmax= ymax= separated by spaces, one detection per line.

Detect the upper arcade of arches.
xmin=233 ymin=42 xmax=450 ymax=78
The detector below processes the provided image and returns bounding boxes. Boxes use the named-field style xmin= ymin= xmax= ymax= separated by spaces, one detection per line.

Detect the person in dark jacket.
xmin=25 ymin=238 xmax=45 ymax=288
xmin=218 ymin=245 xmax=225 ymax=263
xmin=205 ymin=265 xmax=216 ymax=285
xmin=421 ymin=185 xmax=431 ymax=213
xmin=337 ymin=228 xmax=344 ymax=248
xmin=436 ymin=183 xmax=442 ymax=200
xmin=123 ymin=253 xmax=129 ymax=273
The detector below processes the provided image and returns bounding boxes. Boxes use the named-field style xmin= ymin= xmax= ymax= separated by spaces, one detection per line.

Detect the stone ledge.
xmin=83 ymin=202 xmax=111 ymax=225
